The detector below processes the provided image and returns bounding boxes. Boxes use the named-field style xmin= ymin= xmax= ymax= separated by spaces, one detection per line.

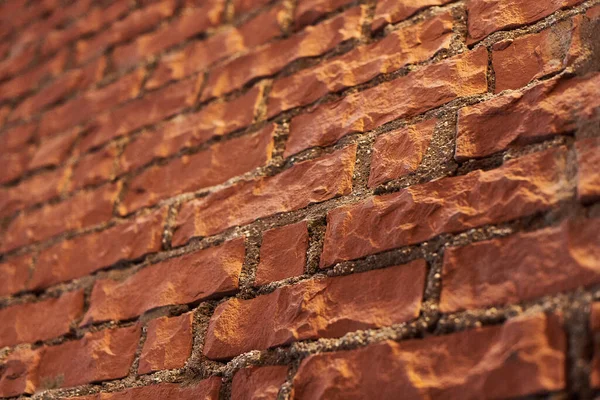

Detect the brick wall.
xmin=0 ymin=0 xmax=599 ymax=398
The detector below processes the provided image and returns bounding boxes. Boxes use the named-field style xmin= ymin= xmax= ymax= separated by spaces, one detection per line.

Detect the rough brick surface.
xmin=138 ymin=312 xmax=194 ymax=374
xmin=231 ymin=366 xmax=289 ymax=400
xmin=2 ymin=0 xmax=599 ymax=398
xmin=204 ymin=261 xmax=426 ymax=359
xmin=255 ymin=221 xmax=309 ymax=285
xmin=441 ymin=219 xmax=600 ymax=313
xmin=292 ymin=314 xmax=565 ymax=399
xmin=83 ymin=239 xmax=245 ymax=324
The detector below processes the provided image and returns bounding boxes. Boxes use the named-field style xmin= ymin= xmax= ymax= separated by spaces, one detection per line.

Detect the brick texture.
xmin=1 ymin=0 xmax=599 ymax=398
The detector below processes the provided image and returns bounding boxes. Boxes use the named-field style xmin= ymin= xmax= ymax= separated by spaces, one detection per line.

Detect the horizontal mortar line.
xmin=0 ymin=196 xmax=590 ymax=346
xmin=5 ymin=285 xmax=598 ymax=400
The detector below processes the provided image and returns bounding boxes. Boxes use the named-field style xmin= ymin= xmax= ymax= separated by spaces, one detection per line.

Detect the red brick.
xmin=0 ymin=43 xmax=36 ymax=81
xmin=0 ymin=290 xmax=84 ymax=348
xmin=112 ymin=0 xmax=226 ymax=72
xmin=441 ymin=219 xmax=600 ymax=313
xmin=121 ymin=88 xmax=262 ymax=173
xmin=368 ymin=119 xmax=436 ymax=187
xmin=295 ymin=0 xmax=354 ymax=28
xmin=456 ymin=73 xmax=600 ymax=160
xmin=576 ymin=137 xmax=600 ymax=203
xmin=492 ymin=22 xmax=573 ymax=92
xmin=231 ymin=366 xmax=288 ymax=400
xmin=566 ymin=5 xmax=600 ymax=67
xmin=1 ymin=183 xmax=119 ymax=252
xmin=148 ymin=4 xmax=283 ymax=89
xmin=36 ymin=325 xmax=141 ymax=390
xmin=76 ymin=0 xmax=178 ymax=64
xmin=2 ymin=122 xmax=37 ymax=152
xmin=292 ymin=313 xmax=565 ymax=399
xmin=231 ymin=0 xmax=271 ymax=16
xmin=83 ymin=239 xmax=245 ymax=324
xmin=321 ymin=147 xmax=571 ymax=267
xmin=30 ymin=208 xmax=166 ymax=290
xmin=173 ymin=145 xmax=356 ymax=245
xmin=0 ymin=254 xmax=32 ymax=297
xmin=286 ymin=48 xmax=488 ymax=157
xmin=467 ymin=0 xmax=584 ymax=43
xmin=0 ymin=347 xmax=40 ymax=397
xmin=0 ymin=49 xmax=68 ymax=102
xmin=138 ymin=313 xmax=194 ymax=374
xmin=0 ymin=168 xmax=66 ymax=218
xmin=42 ymin=1 xmax=131 ymax=56
xmin=79 ymin=77 xmax=202 ymax=152
xmin=204 ymin=261 xmax=426 ymax=359
xmin=69 ymin=144 xmax=119 ymax=191
xmin=202 ymin=7 xmax=363 ymax=100
xmin=0 ymin=145 xmax=34 ymax=184
xmin=79 ymin=379 xmax=222 ymax=400
xmin=38 ymin=68 xmax=145 ymax=139
xmin=255 ymin=221 xmax=308 ymax=285
xmin=10 ymin=57 xmax=106 ymax=121
xmin=591 ymin=302 xmax=600 ymax=388
xmin=268 ymin=11 xmax=455 ymax=118
xmin=121 ymin=126 xmax=273 ymax=214
xmin=372 ymin=0 xmax=453 ymax=31
xmin=28 ymin=129 xmax=78 ymax=170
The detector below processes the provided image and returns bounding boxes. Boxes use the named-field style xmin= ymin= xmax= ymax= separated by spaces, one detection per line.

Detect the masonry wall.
xmin=0 ymin=0 xmax=599 ymax=398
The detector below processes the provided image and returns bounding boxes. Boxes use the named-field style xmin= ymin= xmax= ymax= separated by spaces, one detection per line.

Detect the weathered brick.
xmin=372 ymin=0 xmax=453 ymax=31
xmin=368 ymin=119 xmax=436 ymax=187
xmin=10 ymin=57 xmax=106 ymax=121
xmin=456 ymin=73 xmax=600 ymax=160
xmin=1 ymin=183 xmax=119 ymax=252
xmin=120 ymin=123 xmax=273 ymax=214
xmin=467 ymin=0 xmax=584 ymax=43
xmin=268 ymin=11 xmax=455 ymax=117
xmin=286 ymin=48 xmax=487 ymax=157
xmin=591 ymin=302 xmax=600 ymax=388
xmin=0 ymin=49 xmax=68 ymax=102
xmin=231 ymin=0 xmax=271 ymax=16
xmin=120 ymin=88 xmax=262 ymax=173
xmin=148 ymin=4 xmax=283 ymax=89
xmin=28 ymin=128 xmax=79 ymax=170
xmin=204 ymin=261 xmax=426 ymax=359
xmin=80 ymin=77 xmax=201 ymax=152
xmin=255 ymin=221 xmax=308 ymax=285
xmin=292 ymin=314 xmax=565 ymax=399
xmin=231 ymin=366 xmax=289 ymax=400
xmin=441 ymin=219 xmax=600 ymax=313
xmin=0 ymin=254 xmax=32 ymax=297
xmin=76 ymin=0 xmax=178 ymax=64
xmin=83 ymin=239 xmax=245 ymax=324
xmin=41 ymin=1 xmax=131 ymax=56
xmin=295 ymin=0 xmax=354 ymax=28
xmin=0 ymin=290 xmax=84 ymax=348
xmin=202 ymin=7 xmax=363 ymax=100
xmin=0 ymin=43 xmax=36 ymax=81
xmin=576 ymin=137 xmax=600 ymax=203
xmin=38 ymin=68 xmax=145 ymax=138
xmin=138 ymin=313 xmax=194 ymax=374
xmin=112 ymin=0 xmax=226 ymax=71
xmin=69 ymin=145 xmax=119 ymax=191
xmin=492 ymin=22 xmax=573 ymax=92
xmin=321 ymin=147 xmax=571 ymax=267
xmin=0 ymin=347 xmax=40 ymax=397
xmin=30 ymin=208 xmax=166 ymax=290
xmin=78 ymin=379 xmax=222 ymax=399
xmin=2 ymin=122 xmax=37 ymax=153
xmin=0 ymin=168 xmax=66 ymax=218
xmin=566 ymin=4 xmax=600 ymax=69
xmin=173 ymin=145 xmax=356 ymax=245
xmin=36 ymin=325 xmax=140 ymax=390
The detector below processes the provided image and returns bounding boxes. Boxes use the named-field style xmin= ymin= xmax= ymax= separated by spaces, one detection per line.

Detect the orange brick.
xmin=576 ymin=137 xmax=600 ymax=203
xmin=232 ymin=366 xmax=289 ymax=400
xmin=371 ymin=0 xmax=453 ymax=31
